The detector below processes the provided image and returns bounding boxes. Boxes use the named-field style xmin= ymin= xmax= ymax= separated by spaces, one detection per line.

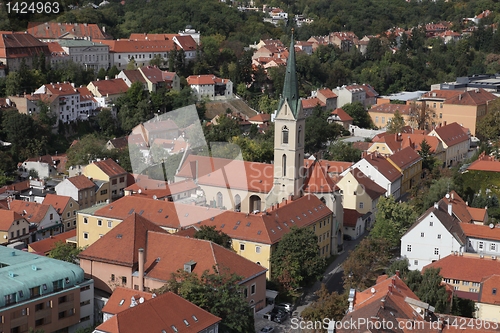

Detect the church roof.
xmin=277 ymin=32 xmax=300 ymax=118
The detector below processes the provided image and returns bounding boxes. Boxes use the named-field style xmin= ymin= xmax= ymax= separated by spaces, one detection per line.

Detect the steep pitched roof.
xmin=479 ymin=275 xmax=500 ymax=305
xmin=248 ymin=113 xmax=271 ymax=123
xmin=330 ymin=108 xmax=353 ymax=121
xmin=467 ymin=154 xmax=500 ymax=172
xmin=91 ymin=159 xmax=127 ymax=177
xmin=101 ymin=286 xmax=154 ymax=315
xmin=95 ymin=291 xmax=221 ymax=333
xmin=441 ymin=190 xmax=473 ymax=223
xmin=303 ymin=160 xmax=337 ymax=193
xmin=26 ymin=22 xmax=109 ymax=40
xmin=139 ymin=66 xmax=164 ymax=84
xmin=364 ymin=153 xmax=402 ymax=182
xmin=423 ymin=254 xmax=500 ymax=283
xmin=186 ymin=75 xmax=226 ymax=85
xmin=431 ymin=122 xmax=469 ymax=146
xmin=0 ymin=31 xmax=50 ymax=58
xmin=121 ymin=69 xmax=147 ymax=84
xmin=174 ymin=35 xmax=197 ymax=51
xmin=277 ymin=33 xmax=300 ymax=118
xmin=460 ymin=223 xmax=500 ymax=242
xmin=317 ymin=88 xmax=337 ymax=99
xmin=9 ymin=200 xmax=51 ymax=224
xmin=420 ymin=90 xmax=461 ymax=100
xmin=67 ymin=175 xmax=95 ymax=190
xmin=301 ymin=97 xmax=325 ymax=109
xmin=125 ymin=178 xmax=197 ymax=199
xmin=444 ymin=88 xmax=497 ymax=106
xmin=108 ymin=136 xmax=129 ymax=150
xmin=350 ymin=168 xmax=386 ymax=200
xmin=0 ymin=210 xmax=24 ymax=231
xmin=42 ymin=193 xmax=72 ymax=215
xmin=89 ymin=78 xmax=129 ymax=96
xmin=387 ymin=146 xmax=422 ymax=170
xmin=343 ymin=208 xmax=362 ymax=227
xmin=28 ymin=229 xmax=76 ymax=254
xmin=78 ymin=213 xmax=167 ymax=266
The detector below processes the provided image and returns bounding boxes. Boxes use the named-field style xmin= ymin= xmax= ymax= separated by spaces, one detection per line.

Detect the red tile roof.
xmin=444 ymin=88 xmax=497 ymax=106
xmin=441 ymin=190 xmax=473 ymax=223
xmin=431 ymin=122 xmax=469 ymax=146
xmin=248 ymin=113 xmax=271 ymax=123
xmin=368 ymin=103 xmax=413 ymax=115
xmin=423 ymin=254 xmax=500 ymax=283
xmin=467 ymin=154 xmax=500 ymax=172
xmin=174 ymin=35 xmax=197 ymax=51
xmin=26 ymin=22 xmax=109 ymax=40
xmin=98 ymin=39 xmax=175 ymax=53
xmin=373 ymin=133 xmax=403 ymax=153
xmin=460 ymin=223 xmax=500 ymax=242
xmin=139 ymin=66 xmax=164 ymax=84
xmin=129 ymin=33 xmax=178 ymax=41
xmin=95 ymin=291 xmax=221 ymax=333
xmin=89 ymin=78 xmax=129 ymax=96
xmin=43 ymin=82 xmax=78 ymax=96
xmin=125 ymin=177 xmax=197 ymax=199
xmin=318 ymin=88 xmax=337 ymax=99
xmin=28 ymin=229 xmax=76 ymax=255
xmin=67 ymin=175 xmax=95 ymax=190
xmin=186 ymin=74 xmax=229 ymax=85
xmin=364 ymin=153 xmax=402 ymax=182
xmin=196 ymin=195 xmax=332 ymax=245
xmin=301 ymin=97 xmax=325 ymax=109
xmin=421 ymin=90 xmax=462 ymax=100
xmin=401 ymin=134 xmax=442 ymax=153
xmin=76 ymin=86 xmax=97 ymax=102
xmin=387 ymin=146 xmax=422 ymax=170
xmin=108 ymin=136 xmax=129 ymax=150
xmin=479 ymin=274 xmax=500 ymax=305
xmin=42 ymin=193 xmax=72 ymax=215
xmin=343 ymin=208 xmax=362 ymax=227
xmin=350 ymin=168 xmax=386 ymax=199
xmin=303 ymin=160 xmax=337 ymax=193
xmin=330 ymin=108 xmax=353 ymax=121
xmin=0 ymin=210 xmax=24 ymax=231
xmin=101 ymin=286 xmax=154 ymax=315
xmin=9 ymin=200 xmax=50 ymax=224
xmin=0 ymin=31 xmax=50 ymax=59
xmin=91 ymin=158 xmax=127 ymax=177
xmin=318 ymin=160 xmax=353 ymax=175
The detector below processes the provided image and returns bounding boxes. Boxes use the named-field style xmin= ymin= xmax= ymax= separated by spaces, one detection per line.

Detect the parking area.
xmin=255 ymin=315 xmax=290 ymax=333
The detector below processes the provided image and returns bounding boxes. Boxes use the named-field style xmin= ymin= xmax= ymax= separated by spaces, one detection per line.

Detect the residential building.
xmin=79 ymin=213 xmax=268 ymax=312
xmin=26 ymin=22 xmax=110 ymax=41
xmin=128 ymin=33 xmax=198 ymax=61
xmin=301 ymin=97 xmax=325 ymax=117
xmin=477 ymin=274 xmax=500 ymax=322
xmin=55 ymin=175 xmax=96 ymax=209
xmin=46 ymin=41 xmax=70 ymax=67
xmin=186 ymin=74 xmax=233 ymax=101
xmin=87 ymin=78 xmax=129 ymax=108
xmin=196 ymin=194 xmax=333 ymax=278
xmin=0 ymin=210 xmax=31 ymax=246
xmin=162 ymin=71 xmax=181 ymax=91
xmin=83 ymin=159 xmax=128 ymax=200
xmin=333 ymin=84 xmax=378 ymax=109
xmin=387 ymin=146 xmax=423 ymax=195
xmin=130 ymin=118 xmax=179 ymax=146
xmin=21 ymin=155 xmax=59 ymax=179
xmin=330 ymin=31 xmax=359 ymax=53
xmin=343 ymin=208 xmax=364 ymax=240
xmin=124 ymin=177 xmax=198 ymax=202
xmin=401 ymin=200 xmax=466 ymax=271
xmin=327 ymin=108 xmax=353 ymax=129
xmin=9 ymin=200 xmax=63 ymax=243
xmin=105 ymin=136 xmax=129 ymax=151
xmin=462 ymin=223 xmax=500 ymax=256
xmin=442 ymin=190 xmax=488 ymax=224
xmin=100 ymin=287 xmax=153 ymax=322
xmin=465 ymin=152 xmax=500 ymax=198
xmin=57 ymin=39 xmax=110 ymax=71
xmin=368 ymin=103 xmax=414 ymax=129
xmin=0 ymin=32 xmax=50 ymax=71
xmin=136 ymin=66 xmax=166 ymax=92
xmin=0 ymin=247 xmax=94 ymax=333
xmin=43 ymin=193 xmax=80 ymax=231
xmin=315 ymin=88 xmax=337 ymax=110
xmin=116 ymin=69 xmax=147 ymax=90
xmin=341 ymin=152 xmax=402 ymax=199
xmin=28 ymin=229 xmax=77 ymax=255
xmin=428 ymin=122 xmax=470 ymax=167
xmin=94 ymin=291 xmax=220 ymax=333
xmin=423 ymin=253 xmax=500 ymax=301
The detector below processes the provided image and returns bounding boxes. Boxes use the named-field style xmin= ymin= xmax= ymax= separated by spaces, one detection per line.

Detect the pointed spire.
xmin=277 ymin=29 xmax=300 ymax=118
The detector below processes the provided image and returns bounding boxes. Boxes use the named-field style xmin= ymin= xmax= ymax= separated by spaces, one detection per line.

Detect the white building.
xmin=462 ymin=222 xmax=500 ymax=257
xmin=186 ymin=74 xmax=233 ymax=101
xmin=57 ymin=39 xmax=110 ymax=71
xmin=401 ymin=200 xmax=466 ymax=271
xmin=332 ymin=84 xmax=378 ymax=109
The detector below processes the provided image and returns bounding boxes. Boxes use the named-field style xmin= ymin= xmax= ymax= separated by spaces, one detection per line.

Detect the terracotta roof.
xmin=317 ymin=88 xmax=337 ymax=99
xmin=76 ymin=86 xmax=97 ymax=102
xmin=95 ymin=291 xmax=221 ymax=333
xmin=343 ymin=208 xmax=362 ymax=227
xmin=25 ymin=154 xmax=56 ymax=165
xmin=318 ymin=160 xmax=353 ymax=175
xmin=0 ymin=210 xmax=24 ymax=231
xmin=28 ymin=229 xmax=76 ymax=254
xmin=423 ymin=254 xmax=500 ymax=283
xmin=303 ymin=160 xmax=337 ymax=193
xmin=196 ymin=195 xmax=332 ymax=245
xmin=89 ymin=78 xmax=129 ymax=96
xmin=186 ymin=75 xmax=228 ymax=86
xmin=93 ymin=196 xmax=223 ymax=230
xmin=402 ymin=134 xmax=442 ymax=153
xmin=374 ymin=133 xmax=403 ymax=153
xmin=350 ymin=168 xmax=386 ymax=199
xmin=125 ymin=178 xmax=197 ymax=199
xmin=174 ymin=35 xmax=197 ymax=51
xmin=79 ymin=213 xmax=167 ymax=266
xmin=46 ymin=41 xmax=65 ymax=54
xmin=352 ymin=141 xmax=372 ymax=151
xmin=177 ymin=155 xmax=274 ymax=193
xmin=467 ymin=156 xmax=500 ymax=172
xmin=248 ymin=113 xmax=271 ymax=123
xmin=441 ymin=190 xmax=473 ymax=223
xmin=101 ymin=286 xmax=154 ymax=315
xmin=468 ymin=207 xmax=487 ymax=222
xmin=301 ymin=97 xmax=325 ymax=109
xmin=4 ymin=180 xmax=30 ymax=192
xmin=128 ymin=33 xmax=178 ymax=41
xmin=108 ymin=136 xmax=129 ymax=150
xmin=98 ymin=39 xmax=175 ymax=53
xmin=364 ymin=153 xmax=402 ymax=182
xmin=9 ymin=200 xmax=51 ymax=224
xmin=139 ymin=66 xmax=164 ymax=84
xmin=431 ymin=122 xmax=469 ymax=147
xmin=91 ymin=159 xmax=127 ymax=177
xmin=162 ymin=71 xmax=177 ymax=82
xmin=121 ymin=69 xmax=147 ymax=84
xmin=479 ymin=275 xmax=500 ymax=305
xmin=421 ymin=90 xmax=461 ymax=100
xmin=26 ymin=22 xmax=109 ymax=40
xmin=42 ymin=193 xmax=71 ymax=215
xmin=0 ymin=31 xmax=50 ymax=59
xmin=387 ymin=146 xmax=422 ymax=170
xmin=368 ymin=103 xmax=413 ymax=115
xmin=330 ymin=108 xmax=353 ymax=121
xmin=461 ymin=223 xmax=500 ymax=242
xmin=444 ymin=88 xmax=497 ymax=106
xmin=43 ymin=82 xmax=79 ymax=96
xmin=67 ymin=175 xmax=95 ymax=190
xmin=174 ymin=226 xmax=198 ymax=238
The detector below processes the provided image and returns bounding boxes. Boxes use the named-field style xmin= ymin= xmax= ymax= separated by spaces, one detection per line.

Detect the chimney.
xmin=388 ymin=285 xmax=393 ymax=293
xmin=448 ymin=203 xmax=452 ymax=216
xmin=434 ymin=202 xmax=438 ymax=209
xmin=444 ymin=121 xmax=447 ymax=126
xmin=451 ymin=192 xmax=454 ymax=201
xmin=395 ymin=270 xmax=400 ymax=278
xmin=380 ymin=298 xmax=385 ymax=309
xmin=138 ymin=248 xmax=144 ymax=292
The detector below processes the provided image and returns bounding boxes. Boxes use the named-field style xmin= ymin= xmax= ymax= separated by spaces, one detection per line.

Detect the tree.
xmin=156 ymin=269 xmax=254 ymax=333
xmin=305 ymin=108 xmax=343 ymax=154
xmin=451 ymin=295 xmax=475 ymax=318
xmin=416 ymin=267 xmax=449 ymax=313
xmin=149 ymin=54 xmax=164 ymax=67
xmin=371 ymin=196 xmax=418 ymax=248
xmin=301 ymin=284 xmax=347 ymax=323
xmin=327 ymin=141 xmax=362 ymax=162
xmin=107 ymin=65 xmax=120 ymax=79
xmin=66 ymin=135 xmax=107 ymax=167
xmin=97 ymin=68 xmax=107 ymax=80
xmin=476 ymin=98 xmax=500 ymax=140
xmin=342 ymin=102 xmax=372 ymax=129
xmin=408 ymin=102 xmax=436 ymax=131
xmin=97 ymin=108 xmax=118 ymax=137
xmin=126 ymin=58 xmax=137 ymax=70
xmin=48 ymin=241 xmax=82 ymax=264
xmin=418 ymin=139 xmax=437 ymax=172
xmin=194 ymin=225 xmax=232 ymax=249
xmin=270 ymin=226 xmax=326 ymax=293
xmin=386 ymin=110 xmax=406 ymax=134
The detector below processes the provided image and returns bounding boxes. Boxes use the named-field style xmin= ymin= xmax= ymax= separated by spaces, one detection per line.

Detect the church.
xmin=175 ymin=33 xmax=344 ymax=255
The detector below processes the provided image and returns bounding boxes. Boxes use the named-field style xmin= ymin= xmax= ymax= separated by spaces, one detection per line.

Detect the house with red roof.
xmin=387 ymin=146 xmax=423 ymax=195
xmin=26 ymin=22 xmax=110 ymax=41
xmin=301 ymin=97 xmax=325 ymax=116
xmin=330 ymin=31 xmax=359 ymax=53
xmin=368 ymin=103 xmax=414 ymax=129
xmin=0 ymin=210 xmax=30 ymax=246
xmin=9 ymin=199 xmax=62 ymax=242
xmin=124 ymin=176 xmax=198 ymax=202
xmin=28 ymin=229 xmax=77 ymax=255
xmin=21 ymin=155 xmax=60 ymax=179
xmin=100 ymin=286 xmax=154 ymax=321
xmin=0 ymin=31 xmax=50 ymax=71
xmin=343 ymin=208 xmax=364 ymax=240
xmin=477 ymin=274 xmax=500 ymax=322
xmin=87 ymin=78 xmax=129 ymax=108
xmin=186 ymin=74 xmax=233 ymax=101
xmin=333 ymin=83 xmax=379 ymax=109
xmin=83 ymin=158 xmax=128 ymax=200
xmin=428 ymin=122 xmax=470 ymax=167
xmin=95 ymin=291 xmax=220 ymax=333
xmin=43 ymin=193 xmax=80 ymax=231
xmin=55 ymin=175 xmax=96 ymax=209
xmin=128 ymin=33 xmax=198 ymax=61
xmin=328 ymin=108 xmax=353 ymax=129
xmin=46 ymin=41 xmax=70 ymax=67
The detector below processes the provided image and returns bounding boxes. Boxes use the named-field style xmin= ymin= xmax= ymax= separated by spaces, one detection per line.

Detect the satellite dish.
xmin=370 ymin=287 xmax=376 ymax=294
xmin=138 ymin=189 xmax=142 ymax=194
xmin=445 ymin=193 xmax=450 ymax=199
xmin=416 ymin=307 xmax=422 ymax=314
xmin=490 ymin=223 xmax=495 ymax=229
xmin=3 ymin=235 xmax=6 ymax=239
xmin=153 ymin=195 xmax=157 ymax=200
xmin=139 ymin=297 xmax=144 ymax=304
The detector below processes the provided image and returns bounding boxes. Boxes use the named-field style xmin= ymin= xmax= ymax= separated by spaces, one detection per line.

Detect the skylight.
xmin=192 ymin=315 xmax=198 ymax=322
xmin=171 ymin=325 xmax=178 ymax=332
xmin=221 ymin=224 xmax=225 ymax=228
xmin=128 ymin=208 xmax=135 ymax=214
xmin=183 ymin=319 xmax=189 ymax=326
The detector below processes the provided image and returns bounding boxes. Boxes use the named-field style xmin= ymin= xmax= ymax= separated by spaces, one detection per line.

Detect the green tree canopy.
xmin=342 ymin=102 xmax=373 ymax=129
xmin=327 ymin=141 xmax=362 ymax=162
xmin=48 ymin=241 xmax=82 ymax=264
xmin=305 ymin=108 xmax=343 ymax=154
xmin=416 ymin=267 xmax=449 ymax=314
xmin=66 ymin=134 xmax=107 ymax=167
xmin=477 ymin=98 xmax=500 ymax=140
xmin=270 ymin=226 xmax=326 ymax=294
xmin=386 ymin=110 xmax=406 ymax=133
xmin=301 ymin=284 xmax=347 ymax=322
xmin=194 ymin=225 xmax=232 ymax=249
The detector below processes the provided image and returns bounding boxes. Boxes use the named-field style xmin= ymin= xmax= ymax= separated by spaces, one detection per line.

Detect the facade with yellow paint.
xmin=336 ymin=169 xmax=386 ymax=215
xmin=83 ymin=159 xmax=128 ymax=200
xmin=387 ymin=146 xmax=422 ymax=196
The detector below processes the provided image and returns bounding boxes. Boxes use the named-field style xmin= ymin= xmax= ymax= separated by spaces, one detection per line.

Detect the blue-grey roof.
xmin=0 ymin=247 xmax=84 ymax=308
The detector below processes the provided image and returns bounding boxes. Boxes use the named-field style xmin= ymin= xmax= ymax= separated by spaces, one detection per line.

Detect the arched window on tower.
xmin=298 ymin=126 xmax=302 ymax=146
xmin=282 ymin=126 xmax=289 ymax=144
xmin=282 ymin=154 xmax=287 ymax=177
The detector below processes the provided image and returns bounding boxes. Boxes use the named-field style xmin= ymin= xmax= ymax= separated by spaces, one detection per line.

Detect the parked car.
xmin=275 ymin=302 xmax=293 ymax=313
xmin=260 ymin=326 xmax=275 ymax=333
xmin=273 ymin=310 xmax=288 ymax=323
xmin=343 ymin=234 xmax=352 ymax=241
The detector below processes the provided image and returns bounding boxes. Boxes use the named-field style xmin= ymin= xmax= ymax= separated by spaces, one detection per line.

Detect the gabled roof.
xmin=303 ymin=160 xmax=337 ymax=193
xmin=441 ymin=190 xmax=473 ymax=223
xmin=402 ymin=134 xmax=442 ymax=153
xmin=387 ymin=146 xmax=422 ymax=170
xmin=343 ymin=208 xmax=362 ymax=227
xmin=460 ymin=223 xmax=500 ymax=242
xmin=67 ymin=175 xmax=95 ymax=190
xmin=186 ymin=75 xmax=229 ymax=86
xmin=444 ymin=88 xmax=497 ymax=106
xmin=42 ymin=193 xmax=72 ymax=215
xmin=368 ymin=103 xmax=413 ymax=115
xmin=317 ymin=88 xmax=337 ymax=99
xmin=101 ymin=286 xmax=154 ymax=315
xmin=139 ymin=66 xmax=164 ymax=84
xmin=248 ymin=113 xmax=271 ymax=123
xmin=373 ymin=133 xmax=403 ymax=153
xmin=121 ymin=69 xmax=147 ymax=84
xmin=467 ymin=153 xmax=500 ymax=172
xmin=0 ymin=210 xmax=24 ymax=231
xmin=91 ymin=158 xmax=127 ymax=177
xmin=420 ymin=90 xmax=461 ymax=100
xmin=318 ymin=160 xmax=353 ymax=175
xmin=108 ymin=136 xmax=129 ymax=150
xmin=423 ymin=254 xmax=500 ymax=283
xmin=128 ymin=33 xmax=178 ymax=41
xmin=76 ymin=86 xmax=97 ymax=102
xmin=98 ymin=39 xmax=175 ymax=53
xmin=349 ymin=168 xmax=386 ymax=200
xmin=0 ymin=31 xmax=50 ymax=59
xmin=79 ymin=213 xmax=167 ymax=266
xmin=363 ymin=153 xmax=402 ymax=182
xmin=95 ymin=291 xmax=221 ymax=333
xmin=430 ymin=122 xmax=469 ymax=146
xmin=26 ymin=22 xmax=109 ymax=40
xmin=89 ymin=78 xmax=129 ymax=96
xmin=125 ymin=178 xmax=197 ymax=199
xmin=479 ymin=275 xmax=500 ymax=305
xmin=301 ymin=97 xmax=325 ymax=109
xmin=9 ymin=200 xmax=51 ymax=224
xmin=28 ymin=229 xmax=76 ymax=254
xmin=330 ymin=108 xmax=353 ymax=121
xmin=196 ymin=195 xmax=332 ymax=245
xmin=174 ymin=35 xmax=197 ymax=51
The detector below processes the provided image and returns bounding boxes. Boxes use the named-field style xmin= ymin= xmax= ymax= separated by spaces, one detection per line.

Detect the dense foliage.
xmin=194 ymin=225 xmax=233 ymax=249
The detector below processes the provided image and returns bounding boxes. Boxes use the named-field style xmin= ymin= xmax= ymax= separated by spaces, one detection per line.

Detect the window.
xmin=421 ymin=232 xmax=425 ymax=237
xmin=469 ymin=288 xmax=478 ymax=293
xmin=251 ymin=284 xmax=256 ymax=295
xmin=491 ymin=243 xmax=497 ymax=251
xmin=493 ymin=288 xmax=497 ymax=295
xmin=244 ymin=288 xmax=248 ymax=298
xmin=282 ymin=126 xmax=289 ymax=144
xmin=240 ymin=243 xmax=245 ymax=251
xmin=472 ymin=282 xmax=480 ymax=287
xmin=83 ymin=217 xmax=88 ymax=224
xmin=97 ymin=220 xmax=102 ymax=226
xmin=282 ymin=154 xmax=287 ymax=177
xmin=439 ymin=113 xmax=442 ymax=118
xmin=463 ymin=281 xmax=470 ymax=286
xmin=414 ymin=260 xmax=418 ymax=266
xmin=407 ymin=244 xmax=412 ymax=252
xmin=111 ymin=274 xmax=115 ymax=281
xmin=453 ymin=279 xmax=460 ymax=284
xmin=108 ymin=221 xmax=112 ymax=228
xmin=255 ymin=246 xmax=261 ymax=253
xmin=101 ymin=189 xmax=108 ymax=195
xmin=121 ymin=276 xmax=127 ymax=285
xmin=112 ymin=179 xmax=117 ymax=185
xmin=119 ymin=177 xmax=125 ymax=183
xmin=83 ymin=232 xmax=89 ymax=239
xmin=429 ymin=221 xmax=433 ymax=226
xmin=375 ymin=116 xmax=379 ymax=123
xmin=434 ymin=248 xmax=439 ymax=255
xmin=67 ymin=212 xmax=70 ymax=217
xmin=382 ymin=117 xmax=385 ymax=124
xmin=479 ymin=241 xmax=484 ymax=250
xmin=437 ymin=234 xmax=441 ymax=239
xmin=359 ymin=202 xmax=364 ymax=209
